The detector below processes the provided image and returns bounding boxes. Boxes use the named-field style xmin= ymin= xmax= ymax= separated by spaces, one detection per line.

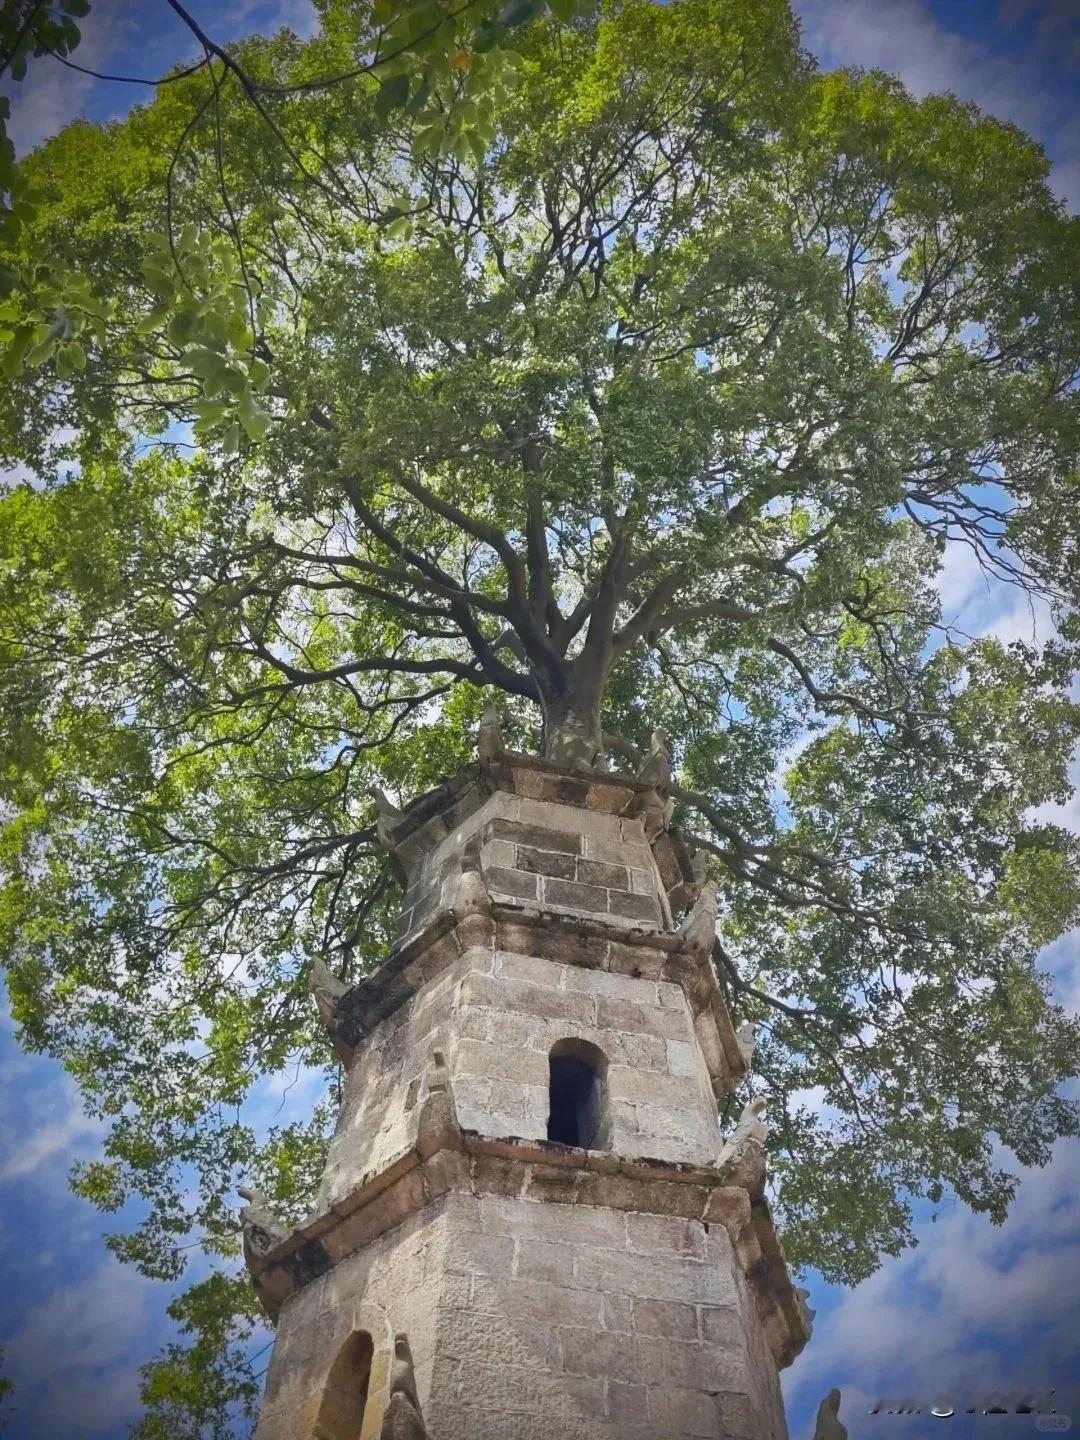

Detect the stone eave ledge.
xmin=380 ymin=751 xmax=688 ymax=854
xmin=380 ymin=751 xmax=699 ymax=917
xmin=332 ymin=902 xmax=747 ymax=1098
xmin=246 ymin=1118 xmax=810 ymax=1371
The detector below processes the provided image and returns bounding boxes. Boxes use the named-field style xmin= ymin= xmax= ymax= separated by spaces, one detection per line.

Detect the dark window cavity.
xmin=315 ymin=1329 xmax=373 ymax=1440
xmin=547 ymin=1038 xmax=610 ymax=1150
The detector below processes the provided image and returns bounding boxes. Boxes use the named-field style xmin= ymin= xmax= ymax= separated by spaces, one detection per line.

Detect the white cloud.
xmin=2 ymin=0 xmax=320 ymax=159
xmin=1043 ymin=108 xmax=1080 ymax=209
xmin=785 ymin=1135 xmax=1080 ymax=1423
xmin=228 ymin=0 xmax=320 ymax=38
xmin=3 ymin=0 xmax=129 ymax=156
xmin=1041 ymin=931 xmax=1080 ymax=1017
xmin=2 ymin=426 xmax=82 ymax=492
xmin=981 ymin=587 xmax=1058 ymax=649
xmin=785 ymin=1084 xmax=838 ymax=1122
xmin=933 ymin=534 xmax=1060 ymax=649
xmin=793 ymin=0 xmax=1079 ymax=212
xmin=0 ymin=1057 xmax=104 ymax=1186
xmin=796 ymin=0 xmax=1047 ymax=130
xmin=1051 ymin=156 xmax=1080 ymax=211
xmin=936 ymin=540 xmax=995 ymax=625
xmin=0 ymin=1095 xmax=103 ymax=1185
xmin=247 ymin=1057 xmax=328 ymax=1125
xmin=1033 ymin=750 xmax=1080 ymax=836
xmin=4 ymin=1258 xmax=168 ymax=1435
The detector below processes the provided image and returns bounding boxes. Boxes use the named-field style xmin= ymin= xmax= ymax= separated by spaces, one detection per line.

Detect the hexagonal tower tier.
xmin=245 ymin=753 xmax=811 ymax=1440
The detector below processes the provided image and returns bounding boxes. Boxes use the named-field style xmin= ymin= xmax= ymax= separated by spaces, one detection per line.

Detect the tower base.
xmin=256 ymin=1182 xmax=790 ymax=1440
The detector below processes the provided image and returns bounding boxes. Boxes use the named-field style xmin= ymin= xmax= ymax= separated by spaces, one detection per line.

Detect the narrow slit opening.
xmin=315 ymin=1329 xmax=373 ymax=1440
xmin=547 ymin=1038 xmax=610 ymax=1150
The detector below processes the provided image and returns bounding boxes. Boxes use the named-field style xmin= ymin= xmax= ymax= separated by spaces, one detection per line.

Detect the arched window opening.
xmin=315 ymin=1329 xmax=374 ymax=1440
xmin=547 ymin=1038 xmax=610 ymax=1150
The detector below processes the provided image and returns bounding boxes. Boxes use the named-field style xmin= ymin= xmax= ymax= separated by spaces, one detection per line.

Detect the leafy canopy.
xmin=2 ymin=0 xmax=1080 ymax=1430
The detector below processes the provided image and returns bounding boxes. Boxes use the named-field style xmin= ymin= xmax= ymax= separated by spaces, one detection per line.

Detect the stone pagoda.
xmin=241 ymin=728 xmax=812 ymax=1439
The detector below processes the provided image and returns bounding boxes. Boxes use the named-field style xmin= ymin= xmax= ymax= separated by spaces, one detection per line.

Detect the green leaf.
xmin=0 ymin=327 xmax=32 ymax=378
xmin=24 ymin=338 xmax=55 ymax=368
xmin=374 ymin=73 xmax=411 ymax=118
xmin=404 ymin=74 xmax=433 ymax=115
xmin=142 ymin=268 xmax=176 ymax=302
xmin=201 ymin=368 xmax=228 ymax=398
xmin=191 ymin=397 xmax=229 ymax=421
xmin=134 ymin=304 xmax=172 ymax=336
xmin=472 ymin=20 xmax=504 ymax=52
xmin=184 ymin=346 xmax=227 ymax=379
xmin=219 ymin=367 xmax=248 ymax=397
xmin=415 ymin=123 xmax=444 ymax=157
xmin=238 ymin=406 xmax=270 ymax=442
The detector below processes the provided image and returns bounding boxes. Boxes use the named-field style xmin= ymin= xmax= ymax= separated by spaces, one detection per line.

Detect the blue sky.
xmin=2 ymin=2 xmax=1079 ymax=1437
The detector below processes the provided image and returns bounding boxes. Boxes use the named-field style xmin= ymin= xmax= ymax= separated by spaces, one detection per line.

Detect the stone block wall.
xmin=255 ymin=1195 xmax=444 ymax=1440
xmin=479 ymin=809 xmax=661 ymax=926
xmin=316 ymin=944 xmax=723 ymax=1214
xmin=256 ymin=1190 xmax=788 ymax=1440
xmin=394 ymin=789 xmax=665 ymax=951
xmin=451 ymin=948 xmax=720 ymax=1166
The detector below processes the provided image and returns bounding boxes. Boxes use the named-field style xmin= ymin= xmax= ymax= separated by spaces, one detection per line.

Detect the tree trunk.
xmin=540 ymin=668 xmax=607 ymax=771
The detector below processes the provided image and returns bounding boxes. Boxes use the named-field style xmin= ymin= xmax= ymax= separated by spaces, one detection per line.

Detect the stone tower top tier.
xmin=328 ymin=753 xmax=748 ymax=1100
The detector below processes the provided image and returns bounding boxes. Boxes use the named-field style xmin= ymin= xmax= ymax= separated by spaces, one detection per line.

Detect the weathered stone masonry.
xmin=245 ymin=752 xmax=811 ymax=1440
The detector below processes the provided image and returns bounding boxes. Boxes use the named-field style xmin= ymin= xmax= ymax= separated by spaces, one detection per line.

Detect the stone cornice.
xmin=331 ymin=908 xmax=747 ymax=1098
xmin=379 ymin=753 xmax=672 ymax=857
xmin=246 ymin=1096 xmax=811 ymax=1372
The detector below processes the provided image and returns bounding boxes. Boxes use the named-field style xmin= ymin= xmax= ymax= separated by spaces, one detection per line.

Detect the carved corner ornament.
xmin=237 ymin=1185 xmax=289 ymax=1269
xmin=477 ymin=697 xmax=506 ymax=766
xmin=715 ymin=1095 xmax=769 ymax=1197
xmin=369 ymin=785 xmax=409 ymax=886
xmin=736 ymin=1019 xmax=757 ymax=1070
xmin=636 ymin=726 xmax=673 ymax=790
xmin=795 ymin=1286 xmax=817 ymax=1341
xmin=678 ymin=879 xmax=718 ymax=959
xmin=380 ymin=1334 xmax=430 ymax=1440
xmin=812 ymin=1388 xmax=847 ymax=1440
xmin=415 ymin=1048 xmax=460 ymax=1159
xmin=307 ymin=955 xmax=356 ymax=1068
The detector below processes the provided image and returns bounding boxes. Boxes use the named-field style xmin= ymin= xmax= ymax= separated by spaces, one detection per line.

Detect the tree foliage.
xmin=2 ymin=0 xmax=1080 ymax=1429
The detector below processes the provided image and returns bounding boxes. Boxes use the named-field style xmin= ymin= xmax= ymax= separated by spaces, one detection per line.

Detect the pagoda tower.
xmin=241 ymin=737 xmax=812 ymax=1439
